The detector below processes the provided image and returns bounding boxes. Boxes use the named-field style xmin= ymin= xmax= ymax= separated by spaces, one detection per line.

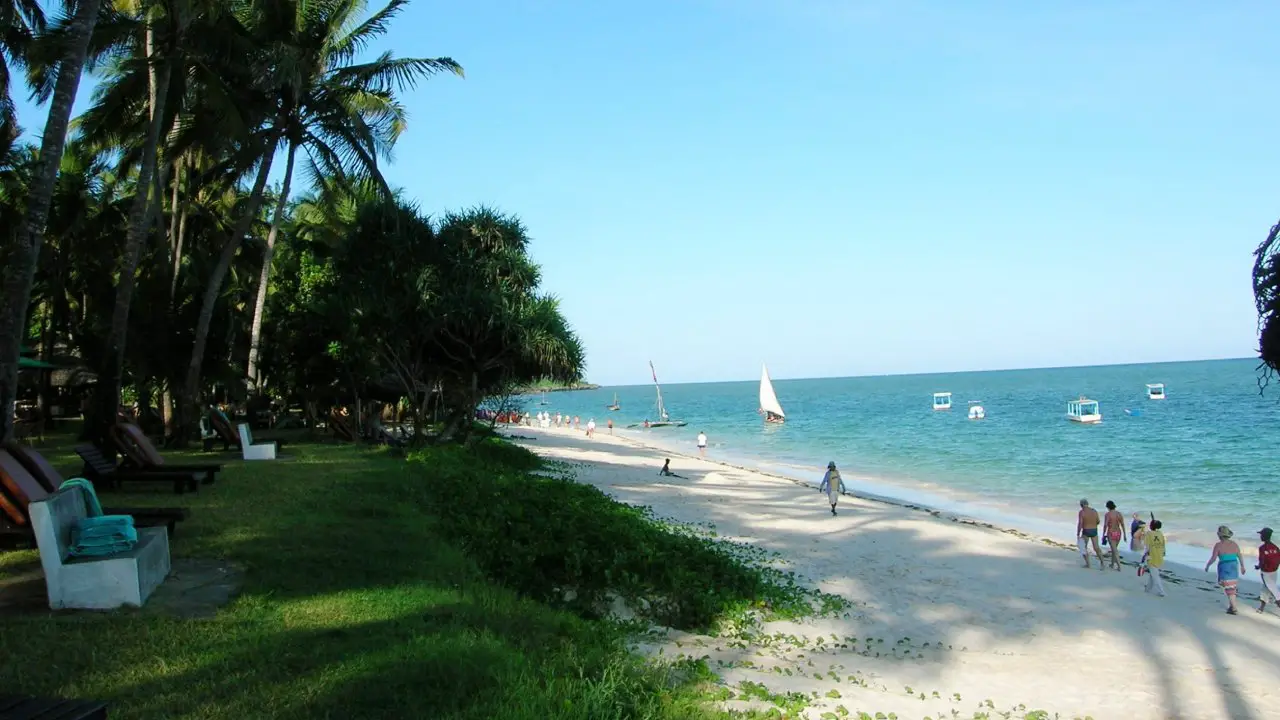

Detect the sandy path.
xmin=508 ymin=424 xmax=1280 ymax=720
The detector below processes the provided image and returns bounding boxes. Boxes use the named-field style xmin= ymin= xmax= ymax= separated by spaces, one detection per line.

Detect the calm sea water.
xmin=531 ymin=359 xmax=1280 ymax=561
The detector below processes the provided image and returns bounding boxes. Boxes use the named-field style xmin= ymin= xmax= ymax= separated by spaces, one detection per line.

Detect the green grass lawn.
xmin=0 ymin=431 xmax=819 ymax=719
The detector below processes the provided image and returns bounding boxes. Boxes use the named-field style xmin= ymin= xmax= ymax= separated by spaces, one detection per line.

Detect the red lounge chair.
xmin=0 ymin=448 xmax=189 ymax=543
xmin=111 ymin=421 xmax=220 ymax=484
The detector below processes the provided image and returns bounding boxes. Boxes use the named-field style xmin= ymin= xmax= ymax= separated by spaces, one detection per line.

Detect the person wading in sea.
xmin=1077 ymin=499 xmax=1105 ymax=570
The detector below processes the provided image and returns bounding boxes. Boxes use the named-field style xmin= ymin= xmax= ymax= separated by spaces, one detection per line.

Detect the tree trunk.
xmin=246 ymin=141 xmax=297 ymax=390
xmin=91 ymin=41 xmax=172 ymax=446
xmin=177 ymin=133 xmax=280 ymax=445
xmin=169 ymin=155 xmax=184 ymax=299
xmin=0 ymin=0 xmax=102 ymax=443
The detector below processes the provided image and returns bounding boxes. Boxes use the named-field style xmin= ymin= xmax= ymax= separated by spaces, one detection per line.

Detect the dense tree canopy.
xmin=1255 ymin=220 xmax=1280 ymax=380
xmin=0 ymin=0 xmax=584 ymax=447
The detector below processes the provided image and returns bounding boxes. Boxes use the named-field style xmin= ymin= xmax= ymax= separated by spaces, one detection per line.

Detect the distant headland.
xmin=516 ymin=379 xmax=600 ymax=395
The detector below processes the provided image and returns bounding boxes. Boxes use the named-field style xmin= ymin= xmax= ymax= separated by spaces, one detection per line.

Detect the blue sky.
xmin=16 ymin=1 xmax=1278 ymax=385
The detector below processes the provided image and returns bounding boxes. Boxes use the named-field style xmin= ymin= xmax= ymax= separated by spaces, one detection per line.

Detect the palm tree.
xmin=0 ymin=0 xmax=44 ymax=142
xmin=242 ymin=0 xmax=462 ymax=391
xmin=0 ymin=0 xmax=103 ymax=442
xmin=75 ymin=0 xmax=242 ymax=442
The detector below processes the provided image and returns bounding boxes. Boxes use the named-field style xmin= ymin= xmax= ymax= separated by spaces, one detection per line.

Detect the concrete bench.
xmin=237 ymin=423 xmax=278 ymax=460
xmin=29 ymin=486 xmax=170 ymax=610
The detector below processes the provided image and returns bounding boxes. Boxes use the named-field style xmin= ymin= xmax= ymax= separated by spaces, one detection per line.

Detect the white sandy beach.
xmin=508 ymin=424 xmax=1280 ymax=720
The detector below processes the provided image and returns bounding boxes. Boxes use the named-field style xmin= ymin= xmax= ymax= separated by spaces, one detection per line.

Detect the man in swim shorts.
xmin=1077 ymin=499 xmax=1105 ymax=570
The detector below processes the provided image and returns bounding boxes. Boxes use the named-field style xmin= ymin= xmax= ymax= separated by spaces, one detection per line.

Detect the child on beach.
xmin=1257 ymin=527 xmax=1279 ymax=614
xmin=818 ymin=462 xmax=847 ymax=516
xmin=658 ymin=459 xmax=685 ymax=479
xmin=1142 ymin=517 xmax=1167 ymax=597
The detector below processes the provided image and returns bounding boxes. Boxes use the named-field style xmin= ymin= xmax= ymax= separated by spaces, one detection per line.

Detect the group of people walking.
xmin=1077 ymin=499 xmax=1280 ymax=615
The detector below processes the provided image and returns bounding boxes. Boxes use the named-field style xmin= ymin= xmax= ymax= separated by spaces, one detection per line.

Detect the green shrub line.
xmin=410 ymin=437 xmax=850 ymax=633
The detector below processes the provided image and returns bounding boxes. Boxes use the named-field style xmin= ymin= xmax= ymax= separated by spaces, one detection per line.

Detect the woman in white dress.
xmin=818 ymin=461 xmax=847 ymax=516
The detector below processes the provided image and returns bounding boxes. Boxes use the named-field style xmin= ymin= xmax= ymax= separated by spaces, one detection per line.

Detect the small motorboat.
xmin=968 ymin=401 xmax=985 ymax=420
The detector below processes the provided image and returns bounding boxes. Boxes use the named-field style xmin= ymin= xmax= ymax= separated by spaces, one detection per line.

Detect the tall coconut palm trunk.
xmin=92 ymin=40 xmax=173 ymax=445
xmin=0 ymin=0 xmax=103 ymax=443
xmin=246 ymin=141 xmax=297 ymax=390
xmin=177 ymin=132 xmax=279 ymax=444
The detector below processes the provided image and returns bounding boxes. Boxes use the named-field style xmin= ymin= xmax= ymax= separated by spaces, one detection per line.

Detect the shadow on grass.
xmin=0 ymin=433 xmax=777 ymax=719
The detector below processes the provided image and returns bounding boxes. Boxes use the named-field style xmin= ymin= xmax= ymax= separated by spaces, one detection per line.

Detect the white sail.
xmin=759 ymin=364 xmax=785 ymax=419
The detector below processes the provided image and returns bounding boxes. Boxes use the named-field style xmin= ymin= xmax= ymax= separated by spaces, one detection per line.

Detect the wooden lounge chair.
xmin=0 ymin=448 xmax=189 ymax=542
xmin=0 ymin=695 xmax=106 ymax=719
xmin=111 ymin=421 xmax=220 ymax=484
xmin=331 ymin=410 xmax=356 ymax=442
xmin=74 ymin=444 xmax=199 ymax=494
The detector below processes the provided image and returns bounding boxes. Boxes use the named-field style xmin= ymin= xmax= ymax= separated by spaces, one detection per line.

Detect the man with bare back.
xmin=1077 ymin=499 xmax=1105 ymax=570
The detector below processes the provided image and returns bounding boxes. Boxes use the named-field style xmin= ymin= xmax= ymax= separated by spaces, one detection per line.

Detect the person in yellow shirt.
xmin=1144 ymin=518 xmax=1167 ymax=597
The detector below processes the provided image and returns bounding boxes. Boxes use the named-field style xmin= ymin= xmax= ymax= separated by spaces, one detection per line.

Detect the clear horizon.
xmin=582 ymin=354 xmax=1256 ymax=388
xmin=15 ymin=1 xmax=1275 ymax=386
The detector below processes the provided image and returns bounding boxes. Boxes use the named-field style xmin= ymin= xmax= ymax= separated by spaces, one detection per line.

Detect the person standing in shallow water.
xmin=818 ymin=462 xmax=846 ymax=516
xmin=1076 ymin=499 xmax=1105 ymax=570
xmin=1103 ymin=501 xmax=1126 ymax=571
xmin=1205 ymin=525 xmax=1245 ymax=615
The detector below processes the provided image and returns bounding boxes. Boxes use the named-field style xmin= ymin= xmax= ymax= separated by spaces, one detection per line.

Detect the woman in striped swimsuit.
xmin=1205 ymin=525 xmax=1245 ymax=615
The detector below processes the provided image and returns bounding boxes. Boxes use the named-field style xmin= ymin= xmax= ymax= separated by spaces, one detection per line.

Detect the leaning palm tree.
xmin=239 ymin=0 xmax=463 ymax=392
xmin=0 ymin=0 xmax=103 ymax=442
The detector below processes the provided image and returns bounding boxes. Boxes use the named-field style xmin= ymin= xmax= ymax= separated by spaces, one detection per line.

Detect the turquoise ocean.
xmin=529 ymin=358 xmax=1279 ymax=567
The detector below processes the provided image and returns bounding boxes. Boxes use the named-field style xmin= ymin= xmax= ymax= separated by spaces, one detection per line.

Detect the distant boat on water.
xmin=628 ymin=361 xmax=686 ymax=428
xmin=539 ymin=392 xmax=548 ymax=406
xmin=933 ymin=392 xmax=952 ymax=411
xmin=607 ymin=392 xmax=620 ymax=411
xmin=758 ymin=363 xmax=786 ymax=423
xmin=968 ymin=401 xmax=985 ymax=420
xmin=1147 ymin=383 xmax=1166 ymax=400
xmin=1067 ymin=397 xmax=1102 ymax=424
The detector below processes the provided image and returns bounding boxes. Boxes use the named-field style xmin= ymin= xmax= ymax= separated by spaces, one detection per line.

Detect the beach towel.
xmin=57 ymin=478 xmax=138 ymax=557
xmin=58 ymin=478 xmax=104 ymax=517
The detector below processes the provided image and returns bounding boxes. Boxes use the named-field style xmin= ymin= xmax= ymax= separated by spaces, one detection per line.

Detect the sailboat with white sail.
xmin=628 ymin=361 xmax=686 ymax=428
xmin=758 ymin=363 xmax=786 ymax=423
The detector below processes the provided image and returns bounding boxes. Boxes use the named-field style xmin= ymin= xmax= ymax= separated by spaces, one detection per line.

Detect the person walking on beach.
xmin=696 ymin=431 xmax=707 ymax=457
xmin=1103 ymin=501 xmax=1126 ymax=571
xmin=1076 ymin=499 xmax=1105 ymax=570
xmin=1143 ymin=517 xmax=1167 ymax=597
xmin=1256 ymin=527 xmax=1280 ymax=614
xmin=607 ymin=418 xmax=613 ymax=434
xmin=1205 ymin=525 xmax=1245 ymax=615
xmin=819 ymin=462 xmax=847 ymax=516
xmin=586 ymin=418 xmax=596 ymax=437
